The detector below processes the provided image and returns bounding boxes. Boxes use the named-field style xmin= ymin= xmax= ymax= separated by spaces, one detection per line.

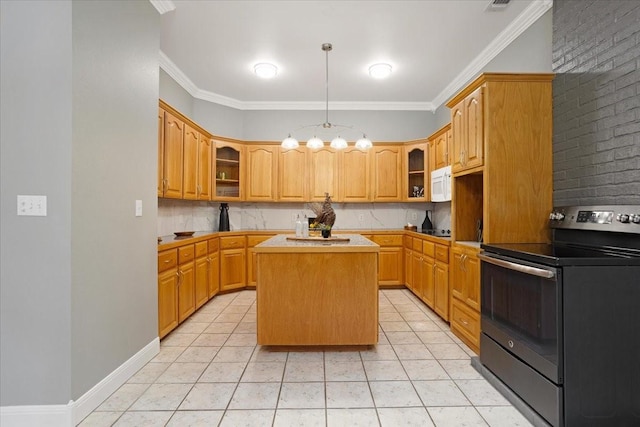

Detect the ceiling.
xmin=156 ymin=0 xmax=552 ymax=111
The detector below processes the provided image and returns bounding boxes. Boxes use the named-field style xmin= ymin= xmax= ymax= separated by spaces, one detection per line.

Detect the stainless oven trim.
xmin=478 ymin=252 xmax=556 ymax=278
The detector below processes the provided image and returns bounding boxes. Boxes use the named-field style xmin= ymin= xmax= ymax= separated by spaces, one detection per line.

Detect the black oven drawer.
xmin=481 ymin=333 xmax=562 ymax=427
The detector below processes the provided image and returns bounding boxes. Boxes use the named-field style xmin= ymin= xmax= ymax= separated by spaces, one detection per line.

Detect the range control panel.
xmin=550 ymin=205 xmax=640 ymax=234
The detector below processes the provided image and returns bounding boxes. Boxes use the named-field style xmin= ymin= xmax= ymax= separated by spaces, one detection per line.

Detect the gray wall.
xmin=0 ymin=0 xmax=159 ymax=406
xmin=552 ymin=0 xmax=640 ymax=205
xmin=160 ymin=68 xmax=193 ymax=117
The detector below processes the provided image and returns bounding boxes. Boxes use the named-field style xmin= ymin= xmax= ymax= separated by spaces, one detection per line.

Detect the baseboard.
xmin=1 ymin=337 xmax=159 ymax=427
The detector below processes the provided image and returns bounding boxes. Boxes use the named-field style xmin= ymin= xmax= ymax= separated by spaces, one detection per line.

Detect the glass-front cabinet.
xmin=214 ymin=141 xmax=243 ymax=200
xmin=404 ymin=140 xmax=428 ymax=201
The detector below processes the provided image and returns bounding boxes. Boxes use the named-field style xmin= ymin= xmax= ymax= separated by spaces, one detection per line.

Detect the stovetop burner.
xmin=420 ymin=229 xmax=451 ymax=237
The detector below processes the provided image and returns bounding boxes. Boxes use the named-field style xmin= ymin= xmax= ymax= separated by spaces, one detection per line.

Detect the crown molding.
xmin=431 ymin=0 xmax=553 ymax=109
xmin=239 ymin=101 xmax=436 ymax=112
xmin=149 ymin=0 xmax=175 ymax=14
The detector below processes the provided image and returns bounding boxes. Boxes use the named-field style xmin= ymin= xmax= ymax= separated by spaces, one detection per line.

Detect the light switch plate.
xmin=135 ymin=199 xmax=143 ymax=217
xmin=17 ymin=195 xmax=47 ymax=216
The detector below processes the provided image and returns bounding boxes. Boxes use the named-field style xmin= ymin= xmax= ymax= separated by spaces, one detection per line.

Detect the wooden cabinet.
xmin=194 ymin=241 xmax=209 ymax=309
xmin=278 ymin=146 xmax=308 ymax=201
xmin=158 ymin=249 xmax=179 ymax=338
xmin=430 ymin=123 xmax=452 ymax=170
xmin=157 ymin=108 xmax=165 ymax=197
xmin=404 ymin=140 xmax=429 ymax=202
xmin=197 ymin=135 xmax=212 ymax=200
xmin=162 ymin=110 xmax=184 ymax=199
xmin=433 ymin=244 xmax=449 ymax=321
xmin=246 ymin=145 xmax=277 ymax=201
xmin=404 ymin=236 xmax=413 ymax=292
xmin=371 ymin=146 xmax=402 ymax=201
xmin=219 ymin=235 xmax=246 ymax=291
xmin=450 ymin=86 xmax=484 ymax=174
xmin=207 ymin=238 xmax=220 ymax=299
xmin=214 ymin=141 xmax=243 ymax=200
xmin=183 ymin=124 xmax=199 ymax=200
xmin=339 ymin=147 xmax=370 ymax=202
xmin=247 ymin=234 xmax=275 ymax=287
xmin=370 ymin=234 xmax=404 ymax=286
xmin=309 ymin=147 xmax=339 ymax=201
xmin=449 ymin=244 xmax=480 ymax=352
xmin=177 ymin=245 xmax=196 ymax=322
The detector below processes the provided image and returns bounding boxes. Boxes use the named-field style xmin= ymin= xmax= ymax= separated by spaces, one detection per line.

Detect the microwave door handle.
xmin=478 ymin=253 xmax=556 ymax=279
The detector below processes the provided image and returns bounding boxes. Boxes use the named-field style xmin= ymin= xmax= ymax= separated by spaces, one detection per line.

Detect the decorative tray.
xmin=286 ymin=236 xmax=350 ymax=242
xmin=174 ymin=231 xmax=195 ymax=237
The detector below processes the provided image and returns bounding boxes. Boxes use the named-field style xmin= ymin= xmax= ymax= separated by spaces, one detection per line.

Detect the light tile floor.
xmin=79 ymin=289 xmax=532 ymax=426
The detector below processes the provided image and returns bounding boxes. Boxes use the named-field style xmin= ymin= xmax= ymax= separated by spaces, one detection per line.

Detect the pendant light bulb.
xmin=281 ymin=135 xmax=299 ymax=149
xmin=355 ymin=135 xmax=373 ymax=150
xmin=330 ymin=136 xmax=348 ymax=150
xmin=306 ymin=136 xmax=324 ymax=149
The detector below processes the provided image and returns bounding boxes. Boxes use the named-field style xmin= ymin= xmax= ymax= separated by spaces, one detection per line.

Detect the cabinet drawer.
xmin=178 ymin=245 xmax=195 ymax=264
xmin=208 ymin=238 xmax=219 ymax=253
xmin=403 ymin=235 xmax=413 ymax=248
xmin=435 ymin=245 xmax=449 ymax=263
xmin=158 ymin=249 xmax=177 ymax=273
xmin=247 ymin=235 xmax=273 ymax=247
xmin=370 ymin=234 xmax=403 ymax=246
xmin=412 ymin=237 xmax=423 ymax=252
xmin=195 ymin=241 xmax=208 ymax=258
xmin=451 ymin=299 xmax=480 ymax=348
xmin=220 ymin=235 xmax=245 ymax=249
xmin=422 ymin=241 xmax=435 ymax=258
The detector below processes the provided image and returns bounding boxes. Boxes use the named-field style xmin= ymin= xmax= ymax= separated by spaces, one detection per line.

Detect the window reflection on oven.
xmin=482 ymin=264 xmax=558 ymax=363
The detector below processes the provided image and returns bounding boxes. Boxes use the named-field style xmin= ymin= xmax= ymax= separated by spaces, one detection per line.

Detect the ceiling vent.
xmin=485 ymin=0 xmax=511 ymax=12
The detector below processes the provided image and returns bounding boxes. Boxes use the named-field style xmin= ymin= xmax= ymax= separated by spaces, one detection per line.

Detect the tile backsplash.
xmin=157 ymin=199 xmax=451 ymax=237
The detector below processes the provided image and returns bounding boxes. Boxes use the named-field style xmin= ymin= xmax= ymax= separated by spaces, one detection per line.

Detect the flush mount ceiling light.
xmin=368 ymin=63 xmax=392 ymax=79
xmin=254 ymin=62 xmax=278 ymax=78
xmin=281 ymin=43 xmax=372 ymax=151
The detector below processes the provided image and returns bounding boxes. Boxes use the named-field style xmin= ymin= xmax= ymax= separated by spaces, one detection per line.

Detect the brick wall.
xmin=552 ymin=0 xmax=640 ymax=205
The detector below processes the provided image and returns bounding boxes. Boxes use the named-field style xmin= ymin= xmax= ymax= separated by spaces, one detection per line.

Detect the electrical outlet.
xmin=358 ymin=214 xmax=364 ymax=222
xmin=135 ymin=200 xmax=143 ymax=217
xmin=17 ymin=195 xmax=47 ymax=216
xmin=411 ymin=212 xmax=417 ymax=221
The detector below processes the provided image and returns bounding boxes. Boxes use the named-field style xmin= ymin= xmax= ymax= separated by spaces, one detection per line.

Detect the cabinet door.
xmin=197 ymin=137 xmax=212 ymax=200
xmin=278 ymin=147 xmax=307 ymax=201
xmin=309 ymin=147 xmax=339 ymax=201
xmin=339 ymin=147 xmax=370 ymax=202
xmin=378 ymin=247 xmax=403 ymax=285
xmin=405 ymin=143 xmax=428 ymax=201
xmin=163 ymin=111 xmax=184 ymax=198
xmin=404 ymin=248 xmax=413 ymax=291
xmin=158 ymin=268 xmax=178 ymax=338
xmin=220 ymin=248 xmax=246 ymax=291
xmin=422 ymin=257 xmax=435 ymax=309
xmin=463 ymin=251 xmax=481 ymax=311
xmin=214 ymin=142 xmax=243 ymax=200
xmin=195 ymin=256 xmax=209 ymax=309
xmin=434 ymin=131 xmax=450 ymax=170
xmin=208 ymin=250 xmax=220 ymax=299
xmin=247 ymin=235 xmax=273 ymax=287
xmin=372 ymin=146 xmax=402 ymax=201
xmin=464 ymin=86 xmax=484 ymax=170
xmin=177 ymin=261 xmax=195 ymax=322
xmin=246 ymin=145 xmax=277 ymax=201
xmin=158 ymin=108 xmax=165 ymax=197
xmin=412 ymin=251 xmax=424 ymax=300
xmin=450 ymin=247 xmax=465 ymax=301
xmin=450 ymin=101 xmax=465 ymax=173
xmin=434 ymin=261 xmax=449 ymax=321
xmin=183 ymin=124 xmax=199 ymax=200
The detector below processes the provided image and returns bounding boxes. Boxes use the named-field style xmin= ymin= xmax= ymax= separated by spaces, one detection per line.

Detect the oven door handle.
xmin=478 ymin=253 xmax=556 ymax=279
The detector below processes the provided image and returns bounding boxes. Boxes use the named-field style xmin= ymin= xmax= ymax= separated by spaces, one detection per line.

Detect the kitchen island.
xmin=254 ymin=234 xmax=380 ymax=346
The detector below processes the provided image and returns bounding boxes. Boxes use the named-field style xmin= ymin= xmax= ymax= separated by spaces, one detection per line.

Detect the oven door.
xmin=479 ymin=251 xmax=562 ymax=384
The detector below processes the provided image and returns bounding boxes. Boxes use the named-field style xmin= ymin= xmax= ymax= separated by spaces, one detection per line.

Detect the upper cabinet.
xmin=309 ymin=147 xmax=339 ymax=201
xmin=245 ymin=145 xmax=277 ymax=201
xmin=214 ymin=140 xmax=243 ymax=201
xmin=404 ymin=140 xmax=428 ymax=202
xmin=161 ymin=110 xmax=185 ymax=199
xmin=278 ymin=146 xmax=308 ymax=201
xmin=197 ymin=136 xmax=212 ymax=200
xmin=157 ymin=107 xmax=165 ymax=197
xmin=339 ymin=147 xmax=371 ymax=202
xmin=450 ymin=86 xmax=484 ymax=174
xmin=183 ymin=124 xmax=200 ymax=200
xmin=430 ymin=124 xmax=452 ymax=171
xmin=371 ymin=145 xmax=402 ymax=201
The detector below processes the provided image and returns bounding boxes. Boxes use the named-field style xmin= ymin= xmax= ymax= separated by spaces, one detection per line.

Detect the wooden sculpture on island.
xmin=310 ymin=193 xmax=336 ymax=231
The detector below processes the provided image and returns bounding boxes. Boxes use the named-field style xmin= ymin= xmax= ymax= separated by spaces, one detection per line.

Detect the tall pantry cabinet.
xmin=446 ymin=73 xmax=554 ymax=353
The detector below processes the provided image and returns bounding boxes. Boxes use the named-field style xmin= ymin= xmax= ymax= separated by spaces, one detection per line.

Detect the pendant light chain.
xmin=323 ymin=43 xmax=332 ymax=128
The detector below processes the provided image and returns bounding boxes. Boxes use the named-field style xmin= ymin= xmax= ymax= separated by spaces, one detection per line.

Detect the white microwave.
xmin=430 ymin=165 xmax=452 ymax=202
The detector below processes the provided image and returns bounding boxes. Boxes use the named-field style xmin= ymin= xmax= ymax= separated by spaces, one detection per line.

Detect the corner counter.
xmin=254 ymin=234 xmax=380 ymax=346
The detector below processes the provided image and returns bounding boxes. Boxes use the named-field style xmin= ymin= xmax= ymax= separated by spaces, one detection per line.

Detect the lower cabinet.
xmin=177 ymin=245 xmax=196 ymax=323
xmin=247 ymin=234 xmax=275 ymax=288
xmin=220 ymin=235 xmax=247 ymax=291
xmin=158 ymin=249 xmax=179 ymax=339
xmin=449 ymin=244 xmax=481 ymax=353
xmin=194 ymin=241 xmax=209 ymax=309
xmin=370 ymin=234 xmax=404 ymax=286
xmin=404 ymin=236 xmax=413 ymax=292
xmin=207 ymin=238 xmax=220 ymax=298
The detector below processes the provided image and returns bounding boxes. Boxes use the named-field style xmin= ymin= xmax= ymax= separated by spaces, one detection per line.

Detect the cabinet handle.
xmin=164 ymin=260 xmax=170 ymax=264
xmin=176 ymin=271 xmax=181 ymax=286
xmin=459 ymin=317 xmax=469 ymax=326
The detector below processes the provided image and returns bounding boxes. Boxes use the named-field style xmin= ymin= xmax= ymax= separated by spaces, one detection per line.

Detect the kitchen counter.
xmin=254 ymin=234 xmax=380 ymax=346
